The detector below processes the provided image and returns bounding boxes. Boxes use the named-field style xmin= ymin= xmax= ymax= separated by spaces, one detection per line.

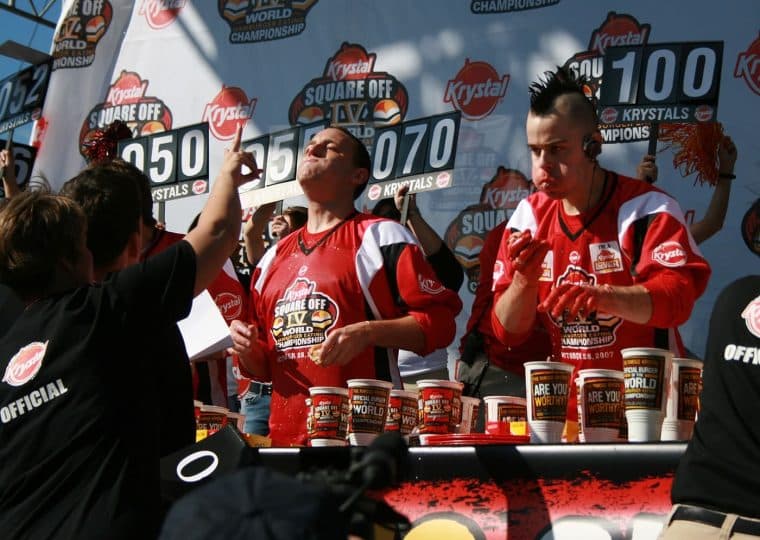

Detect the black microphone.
xmin=348 ymin=431 xmax=408 ymax=490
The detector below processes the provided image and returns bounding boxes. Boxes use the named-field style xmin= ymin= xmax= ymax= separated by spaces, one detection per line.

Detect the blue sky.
xmin=1 ymin=2 xmax=62 ymax=143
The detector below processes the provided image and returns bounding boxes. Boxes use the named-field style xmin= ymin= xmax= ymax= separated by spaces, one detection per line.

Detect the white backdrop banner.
xmin=33 ymin=0 xmax=760 ymax=358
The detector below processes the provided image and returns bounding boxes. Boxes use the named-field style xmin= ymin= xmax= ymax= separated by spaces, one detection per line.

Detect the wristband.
xmin=718 ymin=173 xmax=736 ymax=180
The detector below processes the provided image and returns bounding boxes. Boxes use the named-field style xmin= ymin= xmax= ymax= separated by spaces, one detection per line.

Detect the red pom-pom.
xmin=658 ymin=122 xmax=724 ymax=186
xmin=82 ymin=121 xmax=134 ymax=164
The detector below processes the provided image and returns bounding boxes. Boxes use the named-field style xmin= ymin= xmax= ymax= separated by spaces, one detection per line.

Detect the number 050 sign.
xmin=599 ymin=41 xmax=722 ymax=125
xmin=117 ymin=122 xmax=209 ymax=203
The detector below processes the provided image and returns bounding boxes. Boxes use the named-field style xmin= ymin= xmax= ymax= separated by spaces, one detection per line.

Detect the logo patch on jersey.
xmin=418 ymin=274 xmax=445 ymax=295
xmin=214 ymin=291 xmax=243 ymax=321
xmin=551 ymin=267 xmax=622 ymax=349
xmin=590 ymin=241 xmax=623 ymax=274
xmin=539 ymin=251 xmax=553 ymax=282
xmin=741 ymin=295 xmax=760 ymax=339
xmin=558 ymin=265 xmax=596 ymax=287
xmin=271 ymin=278 xmax=339 ymax=354
xmin=3 ymin=341 xmax=48 ymax=387
xmin=652 ymin=241 xmax=687 ymax=267
xmin=569 ymin=250 xmax=581 ymax=264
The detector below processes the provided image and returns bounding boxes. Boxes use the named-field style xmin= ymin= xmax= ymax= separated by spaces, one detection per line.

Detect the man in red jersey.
xmin=491 ymin=67 xmax=711 ymax=433
xmin=230 ymin=127 xmax=462 ymax=445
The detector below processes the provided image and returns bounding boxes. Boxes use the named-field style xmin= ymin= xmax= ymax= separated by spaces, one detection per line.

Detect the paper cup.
xmin=576 ymin=369 xmax=624 ymax=443
xmin=621 ymin=347 xmax=673 ymax=442
xmin=305 ymin=398 xmax=314 ymax=440
xmin=197 ymin=405 xmax=229 ymax=441
xmin=309 ymin=386 xmax=349 ymax=446
xmin=524 ymin=361 xmax=574 ymax=443
xmin=661 ymin=358 xmax=702 ymax=441
xmin=483 ymin=396 xmax=527 ymax=436
xmin=417 ymin=379 xmax=464 ymax=434
xmin=385 ymin=389 xmax=418 ymax=436
xmin=347 ymin=379 xmax=393 ymax=445
xmin=458 ymin=396 xmax=481 ymax=434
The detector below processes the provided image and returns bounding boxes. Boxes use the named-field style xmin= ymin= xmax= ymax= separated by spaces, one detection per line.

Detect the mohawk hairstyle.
xmin=529 ymin=66 xmax=598 ymax=123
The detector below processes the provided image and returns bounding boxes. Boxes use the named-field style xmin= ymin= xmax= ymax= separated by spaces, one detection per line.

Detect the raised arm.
xmin=396 ymin=185 xmax=464 ymax=290
xmin=243 ymin=202 xmax=276 ymax=266
xmin=689 ymin=135 xmax=737 ymax=244
xmin=0 ymin=148 xmax=21 ymax=199
xmin=185 ymin=126 xmax=259 ymax=295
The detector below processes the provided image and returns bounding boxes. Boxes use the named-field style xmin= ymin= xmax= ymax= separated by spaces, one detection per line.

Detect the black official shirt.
xmin=672 ymin=275 xmax=760 ymax=517
xmin=0 ymin=241 xmax=195 ymax=540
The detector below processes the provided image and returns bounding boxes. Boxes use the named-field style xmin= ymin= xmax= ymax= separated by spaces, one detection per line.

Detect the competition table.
xmin=255 ymin=442 xmax=685 ymax=540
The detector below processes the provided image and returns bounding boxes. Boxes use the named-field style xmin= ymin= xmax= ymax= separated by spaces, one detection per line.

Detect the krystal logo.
xmin=588 ymin=12 xmax=650 ymax=55
xmin=2 ymin=341 xmax=48 ymax=387
xmin=215 ymin=292 xmax=243 ymax=321
xmin=139 ymin=0 xmax=186 ymax=29
xmin=734 ymin=33 xmax=760 ymax=96
xmin=741 ymin=295 xmax=760 ymax=338
xmin=444 ymin=59 xmax=510 ymax=120
xmin=652 ymin=241 xmax=687 ymax=268
xmin=202 ymin=86 xmax=257 ymax=140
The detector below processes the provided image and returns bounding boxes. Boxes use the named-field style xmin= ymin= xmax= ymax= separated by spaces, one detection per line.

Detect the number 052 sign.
xmin=0 ymin=60 xmax=52 ymax=134
xmin=598 ymin=41 xmax=723 ymax=125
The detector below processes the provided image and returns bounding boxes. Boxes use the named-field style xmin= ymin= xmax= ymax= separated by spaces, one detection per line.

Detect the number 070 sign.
xmin=598 ymin=41 xmax=723 ymax=125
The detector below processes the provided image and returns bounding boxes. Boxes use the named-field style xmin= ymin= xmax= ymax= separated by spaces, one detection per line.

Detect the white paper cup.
xmin=524 ymin=361 xmax=574 ymax=443
xmin=576 ymin=369 xmax=624 ymax=443
xmin=308 ymin=386 xmax=349 ymax=445
xmin=417 ymin=379 xmax=463 ymax=434
xmin=660 ymin=357 xmax=702 ymax=441
xmin=457 ymin=396 xmax=481 ymax=434
xmin=621 ymin=348 xmax=673 ymax=442
xmin=347 ymin=379 xmax=393 ymax=445
xmin=660 ymin=419 xmax=695 ymax=441
xmin=483 ymin=396 xmax=527 ymax=436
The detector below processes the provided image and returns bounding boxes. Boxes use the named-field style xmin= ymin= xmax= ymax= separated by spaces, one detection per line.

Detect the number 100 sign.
xmin=599 ymin=41 xmax=722 ymax=125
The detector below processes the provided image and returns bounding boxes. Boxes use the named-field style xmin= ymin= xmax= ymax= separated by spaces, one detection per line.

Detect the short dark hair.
xmin=332 ymin=126 xmax=371 ymax=200
xmin=60 ymin=164 xmax=141 ymax=269
xmin=529 ymin=66 xmax=598 ymax=125
xmin=282 ymin=206 xmax=308 ymax=230
xmin=0 ymin=190 xmax=87 ymax=301
xmin=94 ymin=159 xmax=156 ymax=227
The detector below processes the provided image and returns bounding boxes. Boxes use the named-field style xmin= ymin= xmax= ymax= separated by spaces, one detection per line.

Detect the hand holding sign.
xmin=0 ymin=139 xmax=36 ymax=197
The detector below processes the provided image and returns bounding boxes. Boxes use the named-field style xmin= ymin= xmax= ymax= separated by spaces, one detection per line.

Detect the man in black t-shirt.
xmin=61 ymin=159 xmax=195 ymax=457
xmin=659 ymin=275 xmax=760 ymax=539
xmin=0 ymin=128 xmax=258 ymax=539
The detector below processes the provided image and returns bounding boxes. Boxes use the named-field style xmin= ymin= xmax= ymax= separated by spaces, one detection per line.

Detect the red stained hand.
xmin=507 ymin=230 xmax=551 ymax=285
xmin=538 ymin=283 xmax=601 ymax=320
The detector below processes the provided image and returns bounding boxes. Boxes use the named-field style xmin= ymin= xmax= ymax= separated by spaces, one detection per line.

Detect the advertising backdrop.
xmin=32 ymin=0 xmax=760 ymax=361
